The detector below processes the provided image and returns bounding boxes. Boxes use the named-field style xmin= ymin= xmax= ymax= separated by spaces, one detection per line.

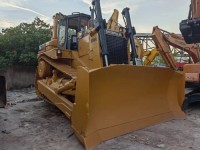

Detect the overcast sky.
xmin=0 ymin=0 xmax=190 ymax=33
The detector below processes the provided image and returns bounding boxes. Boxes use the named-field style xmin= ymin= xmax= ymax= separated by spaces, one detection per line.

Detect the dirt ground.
xmin=1 ymin=88 xmax=200 ymax=150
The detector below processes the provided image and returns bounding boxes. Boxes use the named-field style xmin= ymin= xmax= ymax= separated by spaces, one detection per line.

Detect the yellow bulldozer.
xmin=35 ymin=0 xmax=185 ymax=149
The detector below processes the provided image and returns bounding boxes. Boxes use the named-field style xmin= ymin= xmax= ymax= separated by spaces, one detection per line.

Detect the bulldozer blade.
xmin=0 ymin=76 xmax=7 ymax=108
xmin=71 ymin=65 xmax=185 ymax=149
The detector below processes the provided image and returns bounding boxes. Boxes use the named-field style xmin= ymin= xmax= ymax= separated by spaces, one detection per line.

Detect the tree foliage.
xmin=0 ymin=17 xmax=51 ymax=69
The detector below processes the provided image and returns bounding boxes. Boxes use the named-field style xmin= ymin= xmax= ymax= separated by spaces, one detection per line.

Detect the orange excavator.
xmin=152 ymin=26 xmax=200 ymax=107
xmin=180 ymin=0 xmax=200 ymax=107
xmin=180 ymin=0 xmax=200 ymax=44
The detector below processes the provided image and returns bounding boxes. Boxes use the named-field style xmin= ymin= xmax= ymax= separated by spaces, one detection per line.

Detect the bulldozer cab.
xmin=57 ymin=13 xmax=91 ymax=50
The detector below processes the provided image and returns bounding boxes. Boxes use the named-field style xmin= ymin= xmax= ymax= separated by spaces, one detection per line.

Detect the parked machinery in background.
xmin=152 ymin=26 xmax=200 ymax=107
xmin=180 ymin=0 xmax=200 ymax=44
xmin=0 ymin=76 xmax=7 ymax=108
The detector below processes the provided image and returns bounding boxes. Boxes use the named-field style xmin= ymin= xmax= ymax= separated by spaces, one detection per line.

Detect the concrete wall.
xmin=0 ymin=66 xmax=36 ymax=90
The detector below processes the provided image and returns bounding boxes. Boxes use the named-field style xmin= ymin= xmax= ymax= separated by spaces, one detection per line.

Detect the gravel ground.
xmin=0 ymin=88 xmax=200 ymax=150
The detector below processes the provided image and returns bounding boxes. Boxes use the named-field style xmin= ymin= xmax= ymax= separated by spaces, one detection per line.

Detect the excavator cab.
xmin=180 ymin=18 xmax=200 ymax=44
xmin=180 ymin=0 xmax=200 ymax=44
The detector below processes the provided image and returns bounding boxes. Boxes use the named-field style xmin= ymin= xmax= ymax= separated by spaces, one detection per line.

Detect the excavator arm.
xmin=152 ymin=26 xmax=200 ymax=69
xmin=107 ymin=9 xmax=120 ymax=32
xmin=152 ymin=26 xmax=177 ymax=70
xmin=143 ymin=48 xmax=159 ymax=65
xmin=134 ymin=37 xmax=159 ymax=65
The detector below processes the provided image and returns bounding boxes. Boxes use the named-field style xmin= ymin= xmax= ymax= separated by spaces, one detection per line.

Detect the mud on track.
xmin=1 ymin=88 xmax=200 ymax=150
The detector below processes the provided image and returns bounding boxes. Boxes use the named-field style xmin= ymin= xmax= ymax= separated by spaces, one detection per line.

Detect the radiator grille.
xmin=103 ymin=34 xmax=128 ymax=66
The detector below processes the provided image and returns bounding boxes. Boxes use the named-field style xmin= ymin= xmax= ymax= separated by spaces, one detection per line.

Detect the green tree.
xmin=0 ymin=17 xmax=51 ymax=69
